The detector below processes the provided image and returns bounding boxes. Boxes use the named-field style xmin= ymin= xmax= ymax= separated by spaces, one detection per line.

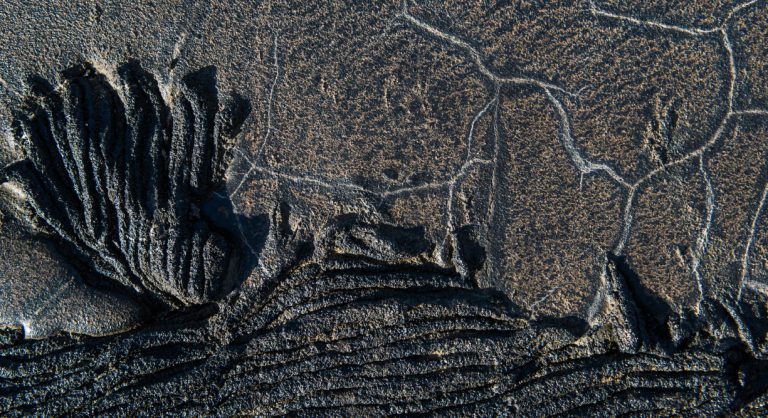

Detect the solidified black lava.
xmin=0 ymin=64 xmax=766 ymax=415
xmin=3 ymin=0 xmax=768 ymax=412
xmin=1 ymin=62 xmax=250 ymax=308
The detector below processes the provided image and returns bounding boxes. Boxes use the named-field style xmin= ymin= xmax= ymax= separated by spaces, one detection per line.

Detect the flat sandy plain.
xmin=1 ymin=0 xmax=768 ymax=415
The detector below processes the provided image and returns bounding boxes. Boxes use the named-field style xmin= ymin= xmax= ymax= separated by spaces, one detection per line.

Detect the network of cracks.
xmin=1 ymin=0 xmax=768 ymax=415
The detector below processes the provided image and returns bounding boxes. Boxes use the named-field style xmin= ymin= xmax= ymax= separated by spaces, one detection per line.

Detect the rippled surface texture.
xmin=1 ymin=0 xmax=768 ymax=415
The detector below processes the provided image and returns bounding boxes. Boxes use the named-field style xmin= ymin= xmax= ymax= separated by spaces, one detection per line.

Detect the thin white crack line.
xmin=692 ymin=155 xmax=715 ymax=315
xmin=385 ymin=157 xmax=493 ymax=198
xmin=466 ymin=96 xmax=497 ymax=160
xmin=485 ymin=84 xmax=502 ymax=242
xmin=613 ymin=186 xmax=637 ymax=255
xmin=227 ymin=44 xmax=502 ymax=205
xmin=587 ymin=254 xmax=610 ymax=324
xmin=32 ymin=277 xmax=76 ymax=317
xmin=257 ymin=32 xmax=281 ymax=160
xmin=441 ymin=92 xmax=501 ymax=262
xmin=232 ymin=147 xmax=492 ymax=200
xmin=636 ymin=112 xmax=732 ymax=190
xmin=230 ymin=102 xmax=498 ymax=201
xmin=588 ymin=5 xmax=767 ymax=186
xmin=445 ymin=158 xmax=495 ymax=233
xmin=723 ymin=29 xmax=737 ymax=114
xmin=734 ymin=108 xmax=768 ymax=116
xmin=590 ymin=4 xmax=759 ymax=189
xmin=528 ymin=284 xmax=564 ymax=315
xmin=610 ymin=29 xmax=735 ymax=249
xmin=230 ymin=32 xmax=281 ymax=199
xmin=225 ymin=26 xmax=502 ymax=209
xmin=592 ymin=3 xmax=768 ymax=347
xmin=588 ymin=1 xmax=767 ymax=346
xmin=731 ymin=35 xmax=768 ymax=306
xmin=234 ymin=148 xmax=369 ymax=193
xmin=228 ymin=163 xmax=253 ymax=198
xmin=380 ymin=168 xmax=452 ymax=196
xmin=442 ymin=155 xmax=495 ymax=271
xmin=541 ymin=85 xmax=643 ymax=273
xmin=725 ymin=0 xmax=760 ymax=23
xmin=226 ymin=1 xmax=584 ymax=244
xmin=228 ymin=115 xmax=496 ymax=241
xmin=399 ymin=2 xmax=579 ymax=98
xmin=596 ymin=25 xmax=740 ymax=256
xmin=542 ymin=87 xmax=636 ymax=256
xmin=590 ymin=0 xmax=732 ymax=36
xmin=738 ymin=166 xmax=768 ymax=302
xmin=544 ymin=88 xmax=631 ymax=189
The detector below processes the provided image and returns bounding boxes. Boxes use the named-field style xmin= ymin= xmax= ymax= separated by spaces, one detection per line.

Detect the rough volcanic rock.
xmin=1 ymin=0 xmax=767 ymax=415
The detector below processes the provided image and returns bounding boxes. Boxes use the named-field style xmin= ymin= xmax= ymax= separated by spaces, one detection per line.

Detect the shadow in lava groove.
xmin=0 ymin=64 xmax=767 ymax=415
xmin=0 ymin=62 xmax=256 ymax=311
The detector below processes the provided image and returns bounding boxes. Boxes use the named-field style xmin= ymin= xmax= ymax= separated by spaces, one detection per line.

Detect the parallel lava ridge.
xmin=1 ymin=63 xmax=250 ymax=309
xmin=1 ymin=1 xmax=768 ymax=414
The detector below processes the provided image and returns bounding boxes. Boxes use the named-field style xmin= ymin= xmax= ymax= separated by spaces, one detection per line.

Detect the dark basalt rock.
xmin=2 ymin=0 xmax=768 ymax=415
xmin=1 ymin=62 xmax=251 ymax=308
xmin=1 ymin=227 xmax=766 ymax=416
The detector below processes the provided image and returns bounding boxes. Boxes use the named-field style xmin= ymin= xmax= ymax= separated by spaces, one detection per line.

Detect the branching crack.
xmin=585 ymin=0 xmax=764 ymax=335
xmin=399 ymin=1 xmax=581 ymax=98
xmin=692 ymin=155 xmax=715 ymax=315
xmin=222 ymin=0 xmax=768 ymax=340
xmin=738 ymin=164 xmax=768 ymax=302
xmin=231 ymin=32 xmax=282 ymax=199
xmin=543 ymin=88 xmax=631 ymax=189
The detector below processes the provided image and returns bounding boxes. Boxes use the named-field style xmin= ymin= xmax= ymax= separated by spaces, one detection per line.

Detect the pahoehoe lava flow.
xmin=1 ymin=3 xmax=768 ymax=410
xmin=0 ymin=62 xmax=251 ymax=309
xmin=0 ymin=62 xmax=767 ymax=415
